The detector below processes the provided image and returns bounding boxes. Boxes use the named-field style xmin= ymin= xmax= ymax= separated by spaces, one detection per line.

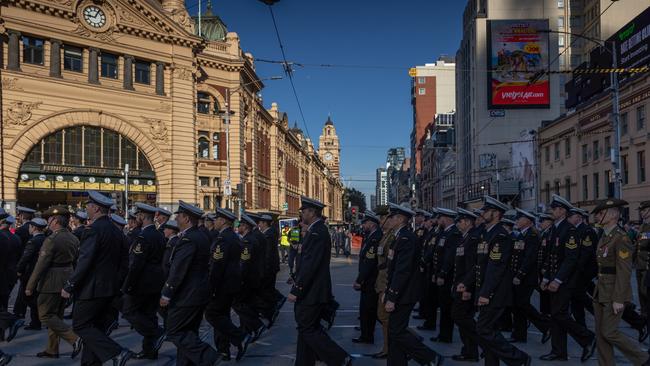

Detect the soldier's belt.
xmin=50 ymin=262 xmax=73 ymax=268
xmin=599 ymin=267 xmax=616 ymax=275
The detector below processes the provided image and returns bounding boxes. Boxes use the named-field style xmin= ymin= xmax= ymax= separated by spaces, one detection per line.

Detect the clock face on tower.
xmin=324 ymin=152 xmax=333 ymax=161
xmin=83 ymin=6 xmax=107 ymax=28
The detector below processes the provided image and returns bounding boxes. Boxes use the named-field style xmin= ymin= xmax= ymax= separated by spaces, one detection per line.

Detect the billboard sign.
xmin=488 ymin=19 xmax=550 ymax=108
xmin=609 ymin=6 xmax=650 ymax=83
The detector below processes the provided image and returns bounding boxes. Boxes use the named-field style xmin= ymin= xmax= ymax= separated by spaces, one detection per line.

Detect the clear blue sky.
xmin=185 ymin=0 xmax=466 ymax=200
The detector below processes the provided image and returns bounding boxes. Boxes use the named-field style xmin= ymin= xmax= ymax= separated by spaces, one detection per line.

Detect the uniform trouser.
xmin=538 ymin=287 xmax=551 ymax=316
xmin=376 ymin=292 xmax=389 ymax=354
xmin=14 ymin=279 xmax=40 ymax=327
xmin=166 ymin=304 xmax=219 ymax=366
xmin=476 ymin=305 xmax=529 ymax=366
xmin=437 ymin=282 xmax=454 ymax=341
xmin=419 ymin=274 xmax=437 ymax=327
xmin=549 ymin=286 xmax=594 ymax=357
xmin=0 ymin=311 xmax=19 ymax=341
xmin=623 ymin=302 xmax=647 ymax=332
xmin=233 ymin=289 xmax=264 ymax=334
xmin=387 ymin=302 xmax=439 ymax=366
xmin=260 ymin=274 xmax=280 ymax=321
xmin=571 ymin=278 xmax=595 ymax=327
xmin=359 ymin=289 xmax=378 ymax=341
xmin=37 ymin=293 xmax=78 ymax=355
xmin=204 ymin=294 xmax=246 ymax=354
xmin=102 ymin=294 xmax=122 ymax=333
xmin=73 ymin=297 xmax=123 ymax=365
xmin=512 ymin=284 xmax=550 ymax=340
xmin=288 ymin=247 xmax=298 ymax=274
xmin=638 ymin=270 xmax=648 ymax=315
xmin=294 ymin=302 xmax=348 ymax=366
xmin=594 ymin=301 xmax=649 ymax=366
xmin=122 ymin=294 xmax=161 ymax=353
xmin=451 ymin=296 xmax=478 ymax=359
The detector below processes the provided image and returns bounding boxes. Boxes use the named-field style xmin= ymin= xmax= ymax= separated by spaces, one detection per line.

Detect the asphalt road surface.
xmin=3 ymin=255 xmax=648 ymax=365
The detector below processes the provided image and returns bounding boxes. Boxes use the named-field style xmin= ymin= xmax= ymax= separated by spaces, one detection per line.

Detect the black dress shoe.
xmin=219 ymin=352 xmax=231 ymax=361
xmin=429 ymin=336 xmax=452 ymax=343
xmin=539 ymin=353 xmax=568 ymax=361
xmin=112 ymin=349 xmax=134 ymax=366
xmin=541 ymin=329 xmax=551 ymax=344
xmin=105 ymin=320 xmax=119 ymax=336
xmin=524 ymin=354 xmax=532 ymax=366
xmin=37 ymin=351 xmax=59 ymax=358
xmin=351 ymin=337 xmax=373 ymax=344
xmin=236 ymin=334 xmax=251 ymax=361
xmin=0 ymin=354 xmax=12 ymax=366
xmin=153 ymin=329 xmax=167 ymax=352
xmin=416 ymin=324 xmax=436 ymax=331
xmin=412 ymin=314 xmax=424 ymax=319
xmin=252 ymin=324 xmax=267 ymax=342
xmin=371 ymin=352 xmax=388 ymax=359
xmin=343 ymin=355 xmax=353 ymax=365
xmin=581 ymin=337 xmax=597 ymax=362
xmin=424 ymin=353 xmax=444 ymax=366
xmin=451 ymin=354 xmax=479 ymax=362
xmin=71 ymin=338 xmax=83 ymax=359
xmin=506 ymin=337 xmax=526 ymax=343
xmin=6 ymin=319 xmax=24 ymax=342
xmin=24 ymin=324 xmax=41 ymax=330
xmin=133 ymin=350 xmax=158 ymax=360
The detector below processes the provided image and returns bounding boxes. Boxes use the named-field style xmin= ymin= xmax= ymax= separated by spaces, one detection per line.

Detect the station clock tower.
xmin=318 ymin=116 xmax=341 ymax=178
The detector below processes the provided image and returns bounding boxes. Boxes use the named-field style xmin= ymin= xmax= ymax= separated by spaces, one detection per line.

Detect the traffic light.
xmin=351 ymin=206 xmax=359 ymax=221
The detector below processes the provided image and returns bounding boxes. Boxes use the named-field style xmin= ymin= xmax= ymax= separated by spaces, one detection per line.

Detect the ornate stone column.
xmin=88 ymin=47 xmax=99 ymax=84
xmin=7 ymin=30 xmax=21 ymax=71
xmin=155 ymin=62 xmax=165 ymax=96
xmin=49 ymin=39 xmax=62 ymax=77
xmin=123 ymin=55 xmax=134 ymax=90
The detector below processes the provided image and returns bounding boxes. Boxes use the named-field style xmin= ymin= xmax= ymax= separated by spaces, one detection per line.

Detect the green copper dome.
xmin=192 ymin=1 xmax=227 ymax=42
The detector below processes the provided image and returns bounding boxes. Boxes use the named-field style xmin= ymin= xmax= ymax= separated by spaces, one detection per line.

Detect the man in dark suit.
xmin=122 ymin=203 xmax=166 ymax=360
xmin=159 ymin=201 xmax=220 ymax=366
xmin=16 ymin=218 xmax=48 ymax=330
xmin=155 ymin=208 xmax=172 ymax=235
xmin=510 ymin=209 xmax=550 ymax=343
xmin=353 ymin=210 xmax=382 ymax=344
xmin=61 ymin=191 xmax=133 ymax=366
xmin=70 ymin=210 xmax=88 ymax=242
xmin=288 ymin=197 xmax=350 ymax=366
xmin=384 ymin=203 xmax=443 ymax=366
xmin=257 ymin=213 xmax=285 ymax=326
xmin=0 ymin=216 xmax=21 ymax=312
xmin=14 ymin=206 xmax=35 ymax=247
xmin=475 ymin=196 xmax=531 ymax=366
xmin=205 ymin=208 xmax=249 ymax=361
xmin=568 ymin=207 xmax=599 ymax=328
xmin=540 ymin=194 xmax=596 ymax=362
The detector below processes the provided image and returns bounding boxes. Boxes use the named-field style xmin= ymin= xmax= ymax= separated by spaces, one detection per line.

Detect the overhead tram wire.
xmin=264 ymin=4 xmax=312 ymax=142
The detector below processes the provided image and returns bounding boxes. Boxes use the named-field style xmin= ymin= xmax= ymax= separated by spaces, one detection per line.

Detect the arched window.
xmin=197 ymin=92 xmax=211 ymax=114
xmin=198 ymin=137 xmax=210 ymax=159
xmin=203 ymin=195 xmax=211 ymax=210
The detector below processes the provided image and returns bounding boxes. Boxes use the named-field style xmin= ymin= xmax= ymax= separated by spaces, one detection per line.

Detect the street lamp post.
xmin=540 ymin=29 xmax=622 ymax=198
xmin=124 ymin=163 xmax=129 ymax=219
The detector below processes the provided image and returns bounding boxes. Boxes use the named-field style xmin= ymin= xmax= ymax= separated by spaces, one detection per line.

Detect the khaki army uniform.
xmin=637 ymin=223 xmax=650 ymax=315
xmin=375 ymin=227 xmax=395 ymax=355
xmin=26 ymin=228 xmax=79 ymax=355
xmin=593 ymin=225 xmax=649 ymax=366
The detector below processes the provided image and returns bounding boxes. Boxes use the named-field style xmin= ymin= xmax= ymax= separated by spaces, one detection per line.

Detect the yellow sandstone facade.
xmin=0 ymin=0 xmax=343 ymax=222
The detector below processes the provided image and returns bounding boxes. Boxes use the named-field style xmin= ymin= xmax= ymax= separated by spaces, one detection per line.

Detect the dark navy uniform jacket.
xmin=576 ymin=222 xmax=599 ymax=282
xmin=17 ymin=233 xmax=46 ymax=280
xmin=385 ymin=225 xmax=422 ymax=305
xmin=511 ymin=226 xmax=540 ymax=287
xmin=477 ymin=223 xmax=514 ymax=308
xmin=435 ymin=225 xmax=463 ymax=282
xmin=208 ymin=226 xmax=242 ymax=296
xmin=161 ymin=225 xmax=211 ymax=307
xmin=122 ymin=224 xmax=165 ymax=295
xmin=453 ymin=230 xmax=479 ymax=299
xmin=543 ymin=219 xmax=580 ymax=287
xmin=290 ymin=219 xmax=333 ymax=305
xmin=356 ymin=228 xmax=383 ymax=292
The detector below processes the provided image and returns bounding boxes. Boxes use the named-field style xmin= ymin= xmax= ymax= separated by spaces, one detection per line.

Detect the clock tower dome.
xmin=318 ymin=116 xmax=340 ymax=178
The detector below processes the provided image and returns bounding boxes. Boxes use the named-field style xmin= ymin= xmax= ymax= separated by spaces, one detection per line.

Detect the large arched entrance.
xmin=17 ymin=125 xmax=157 ymax=211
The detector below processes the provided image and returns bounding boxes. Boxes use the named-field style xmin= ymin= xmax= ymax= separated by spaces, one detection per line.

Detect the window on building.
xmin=203 ymin=196 xmax=211 ymax=210
xmin=621 ymin=112 xmax=628 ymax=135
xmin=545 ymin=182 xmax=551 ymax=203
xmin=198 ymin=137 xmax=209 ymax=159
xmin=639 ymin=150 xmax=646 ymax=183
xmin=213 ymin=177 xmax=221 ymax=188
xmin=582 ymin=175 xmax=588 ymax=200
xmin=101 ymin=53 xmax=118 ymax=79
xmin=418 ymin=77 xmax=426 ymax=84
xmin=592 ymin=140 xmax=600 ymax=160
xmin=565 ymin=138 xmax=571 ymax=157
xmin=26 ymin=143 xmax=41 ymax=164
xmin=134 ymin=60 xmax=150 ymax=84
xmin=558 ymin=35 xmax=565 ymax=47
xmin=582 ymin=144 xmax=588 ymax=164
xmin=63 ymin=46 xmax=83 ymax=72
xmin=64 ymin=127 xmax=83 ymax=165
xmin=623 ymin=155 xmax=629 ymax=184
xmin=593 ymin=173 xmax=599 ymax=200
xmin=212 ymin=144 xmax=219 ymax=160
xmin=43 ymin=130 xmax=63 ymax=164
xmin=122 ymin=138 xmax=137 ymax=170
xmin=199 ymin=177 xmax=210 ymax=187
xmin=84 ymin=127 xmax=101 ymax=167
xmin=558 ymin=16 xmax=565 ymax=30
xmin=418 ymin=88 xmax=426 ymax=95
xmin=554 ymin=142 xmax=560 ymax=160
xmin=565 ymin=177 xmax=571 ymax=201
xmin=604 ymin=136 xmax=611 ymax=160
xmin=545 ymin=146 xmax=550 ymax=163
xmin=197 ymin=92 xmax=211 ymax=114
xmin=23 ymin=36 xmax=44 ymax=65
xmin=103 ymin=130 xmax=120 ymax=168
xmin=605 ymin=170 xmax=612 ymax=197
xmin=638 ymin=105 xmax=646 ymax=130
xmin=554 ymin=180 xmax=560 ymax=195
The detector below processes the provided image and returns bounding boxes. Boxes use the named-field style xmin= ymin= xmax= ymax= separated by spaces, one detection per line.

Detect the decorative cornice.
xmin=197 ymin=58 xmax=242 ymax=72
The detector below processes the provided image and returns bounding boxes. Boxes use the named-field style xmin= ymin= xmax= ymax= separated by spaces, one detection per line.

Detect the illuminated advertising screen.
xmin=488 ymin=19 xmax=550 ymax=108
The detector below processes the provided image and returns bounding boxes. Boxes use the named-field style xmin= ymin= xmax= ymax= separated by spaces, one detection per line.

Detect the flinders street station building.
xmin=0 ymin=0 xmax=344 ymax=221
